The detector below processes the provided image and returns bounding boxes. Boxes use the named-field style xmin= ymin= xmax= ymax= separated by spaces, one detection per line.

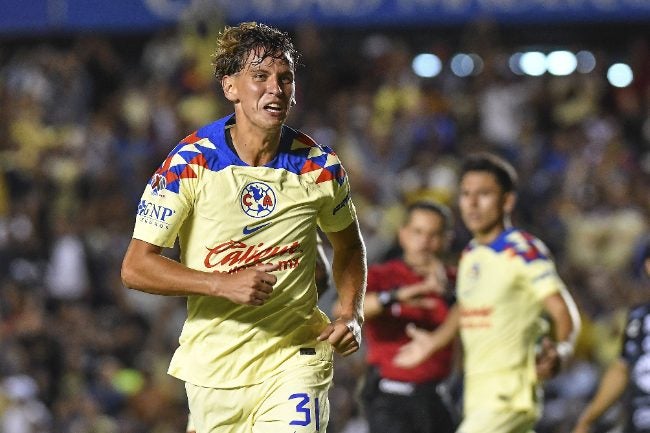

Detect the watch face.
xmin=378 ymin=291 xmax=393 ymax=307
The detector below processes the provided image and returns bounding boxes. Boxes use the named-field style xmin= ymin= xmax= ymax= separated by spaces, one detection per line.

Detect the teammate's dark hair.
xmin=405 ymin=201 xmax=453 ymax=231
xmin=212 ymin=22 xmax=299 ymax=82
xmin=460 ymin=152 xmax=518 ymax=193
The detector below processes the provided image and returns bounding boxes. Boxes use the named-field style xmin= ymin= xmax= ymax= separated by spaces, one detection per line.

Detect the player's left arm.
xmin=538 ymin=288 xmax=581 ymax=379
xmin=317 ymin=220 xmax=367 ymax=356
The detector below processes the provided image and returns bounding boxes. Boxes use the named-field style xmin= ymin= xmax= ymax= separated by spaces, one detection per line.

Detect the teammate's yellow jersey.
xmin=131 ymin=114 xmax=356 ymax=388
xmin=456 ymin=228 xmax=565 ymax=412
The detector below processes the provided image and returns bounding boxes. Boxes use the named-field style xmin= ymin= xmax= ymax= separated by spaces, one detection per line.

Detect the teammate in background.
xmin=571 ymin=240 xmax=650 ymax=433
xmin=121 ymin=22 xmax=367 ymax=433
xmin=186 ymin=236 xmax=334 ymax=433
xmin=394 ymin=152 xmax=581 ymax=433
xmin=360 ymin=201 xmax=457 ymax=433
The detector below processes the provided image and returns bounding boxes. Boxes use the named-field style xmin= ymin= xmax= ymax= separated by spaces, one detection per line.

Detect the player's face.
xmin=399 ymin=209 xmax=447 ymax=267
xmin=223 ymin=50 xmax=295 ymax=132
xmin=459 ymin=171 xmax=513 ymax=243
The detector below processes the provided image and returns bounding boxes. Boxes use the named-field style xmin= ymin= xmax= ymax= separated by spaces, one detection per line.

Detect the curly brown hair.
xmin=212 ymin=22 xmax=300 ymax=82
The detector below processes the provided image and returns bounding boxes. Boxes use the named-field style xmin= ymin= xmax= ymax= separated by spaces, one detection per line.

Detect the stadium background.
xmin=0 ymin=1 xmax=648 ymax=432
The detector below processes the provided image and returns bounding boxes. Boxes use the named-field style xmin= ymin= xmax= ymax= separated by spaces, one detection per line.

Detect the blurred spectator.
xmin=358 ymin=201 xmax=457 ymax=433
xmin=1 ymin=374 xmax=52 ymax=433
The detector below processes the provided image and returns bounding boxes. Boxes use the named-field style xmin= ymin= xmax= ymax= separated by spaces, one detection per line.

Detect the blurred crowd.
xmin=0 ymin=16 xmax=648 ymax=433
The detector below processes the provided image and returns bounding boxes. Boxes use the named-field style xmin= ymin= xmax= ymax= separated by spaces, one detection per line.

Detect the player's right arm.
xmin=571 ymin=358 xmax=629 ymax=433
xmin=536 ymin=288 xmax=581 ymax=379
xmin=392 ymin=304 xmax=460 ymax=368
xmin=121 ymin=239 xmax=279 ymax=305
xmin=317 ymin=220 xmax=367 ymax=356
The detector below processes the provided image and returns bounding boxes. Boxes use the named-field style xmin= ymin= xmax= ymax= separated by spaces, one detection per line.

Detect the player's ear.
xmin=222 ymin=75 xmax=239 ymax=103
xmin=503 ymin=191 xmax=517 ymax=215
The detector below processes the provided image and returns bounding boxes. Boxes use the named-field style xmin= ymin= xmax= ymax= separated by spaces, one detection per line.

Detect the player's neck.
xmin=472 ymin=223 xmax=507 ymax=245
xmin=230 ymin=124 xmax=281 ymax=167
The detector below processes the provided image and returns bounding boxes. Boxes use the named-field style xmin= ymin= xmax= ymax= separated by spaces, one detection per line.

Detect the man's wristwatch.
xmin=377 ymin=289 xmax=399 ymax=309
xmin=556 ymin=341 xmax=575 ymax=364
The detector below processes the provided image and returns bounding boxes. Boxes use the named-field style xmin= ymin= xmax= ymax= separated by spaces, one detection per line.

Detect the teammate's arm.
xmin=121 ymin=238 xmax=279 ymax=305
xmin=571 ymin=358 xmax=629 ymax=433
xmin=317 ymin=220 xmax=367 ymax=356
xmin=537 ymin=289 xmax=581 ymax=379
xmin=392 ymin=304 xmax=460 ymax=368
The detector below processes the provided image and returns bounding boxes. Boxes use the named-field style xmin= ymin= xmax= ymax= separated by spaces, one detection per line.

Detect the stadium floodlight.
xmin=469 ymin=54 xmax=484 ymax=76
xmin=519 ymin=51 xmax=546 ymax=76
xmin=412 ymin=53 xmax=442 ymax=78
xmin=576 ymin=50 xmax=596 ymax=74
xmin=509 ymin=52 xmax=524 ymax=75
xmin=450 ymin=53 xmax=484 ymax=77
xmin=607 ymin=63 xmax=634 ymax=88
xmin=450 ymin=53 xmax=473 ymax=77
xmin=547 ymin=51 xmax=577 ymax=76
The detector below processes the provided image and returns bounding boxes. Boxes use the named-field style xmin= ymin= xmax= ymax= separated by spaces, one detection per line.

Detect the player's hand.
xmin=397 ymin=270 xmax=447 ymax=309
xmin=536 ymin=337 xmax=561 ymax=381
xmin=317 ymin=317 xmax=361 ymax=356
xmin=393 ymin=324 xmax=434 ymax=368
xmin=212 ymin=263 xmax=279 ymax=306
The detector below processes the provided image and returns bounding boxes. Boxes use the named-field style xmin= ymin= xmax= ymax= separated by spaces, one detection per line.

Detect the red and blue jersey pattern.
xmin=463 ymin=227 xmax=550 ymax=263
xmin=149 ymin=114 xmax=347 ymax=196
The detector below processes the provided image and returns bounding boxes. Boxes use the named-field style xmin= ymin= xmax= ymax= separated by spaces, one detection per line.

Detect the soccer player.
xmin=360 ymin=201 xmax=457 ymax=433
xmin=394 ymin=152 xmax=581 ymax=433
xmin=571 ymin=240 xmax=650 ymax=433
xmin=121 ymin=22 xmax=367 ymax=433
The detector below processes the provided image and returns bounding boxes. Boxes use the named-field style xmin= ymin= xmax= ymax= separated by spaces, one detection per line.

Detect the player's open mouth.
xmin=264 ymin=103 xmax=284 ymax=112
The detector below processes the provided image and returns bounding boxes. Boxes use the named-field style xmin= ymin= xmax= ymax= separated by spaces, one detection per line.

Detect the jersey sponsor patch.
xmin=137 ymin=200 xmax=176 ymax=229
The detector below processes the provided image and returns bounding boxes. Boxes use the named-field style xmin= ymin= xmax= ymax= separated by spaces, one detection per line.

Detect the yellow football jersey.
xmin=132 ymin=114 xmax=356 ymax=387
xmin=457 ymin=228 xmax=565 ymax=412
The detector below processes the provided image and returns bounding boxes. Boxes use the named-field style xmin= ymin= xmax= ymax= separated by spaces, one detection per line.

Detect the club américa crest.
xmin=150 ymin=173 xmax=167 ymax=196
xmin=240 ymin=182 xmax=276 ymax=218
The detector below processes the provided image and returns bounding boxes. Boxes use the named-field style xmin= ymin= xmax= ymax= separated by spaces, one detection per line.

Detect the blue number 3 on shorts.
xmin=289 ymin=393 xmax=321 ymax=430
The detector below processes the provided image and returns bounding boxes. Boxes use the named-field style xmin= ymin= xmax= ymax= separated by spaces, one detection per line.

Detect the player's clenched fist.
xmin=317 ymin=317 xmax=362 ymax=357
xmin=212 ymin=263 xmax=280 ymax=305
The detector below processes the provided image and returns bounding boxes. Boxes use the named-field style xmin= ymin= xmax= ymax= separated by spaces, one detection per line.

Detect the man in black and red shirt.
xmin=361 ymin=201 xmax=457 ymax=433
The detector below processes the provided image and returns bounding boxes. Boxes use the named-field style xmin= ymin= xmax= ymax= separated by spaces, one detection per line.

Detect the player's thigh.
xmin=186 ymin=382 xmax=251 ymax=433
xmin=457 ymin=408 xmax=536 ymax=433
xmin=253 ymin=361 xmax=332 ymax=433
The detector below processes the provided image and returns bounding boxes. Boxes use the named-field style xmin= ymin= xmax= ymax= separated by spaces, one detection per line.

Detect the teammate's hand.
xmin=212 ymin=263 xmax=279 ymax=305
xmin=393 ymin=324 xmax=433 ymax=368
xmin=317 ymin=317 xmax=361 ymax=356
xmin=535 ymin=337 xmax=561 ymax=380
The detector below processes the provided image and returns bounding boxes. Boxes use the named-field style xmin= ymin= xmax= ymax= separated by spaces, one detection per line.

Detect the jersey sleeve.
xmin=522 ymin=238 xmax=566 ymax=302
xmin=316 ymin=151 xmax=357 ymax=233
xmin=131 ymin=143 xmax=201 ymax=247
